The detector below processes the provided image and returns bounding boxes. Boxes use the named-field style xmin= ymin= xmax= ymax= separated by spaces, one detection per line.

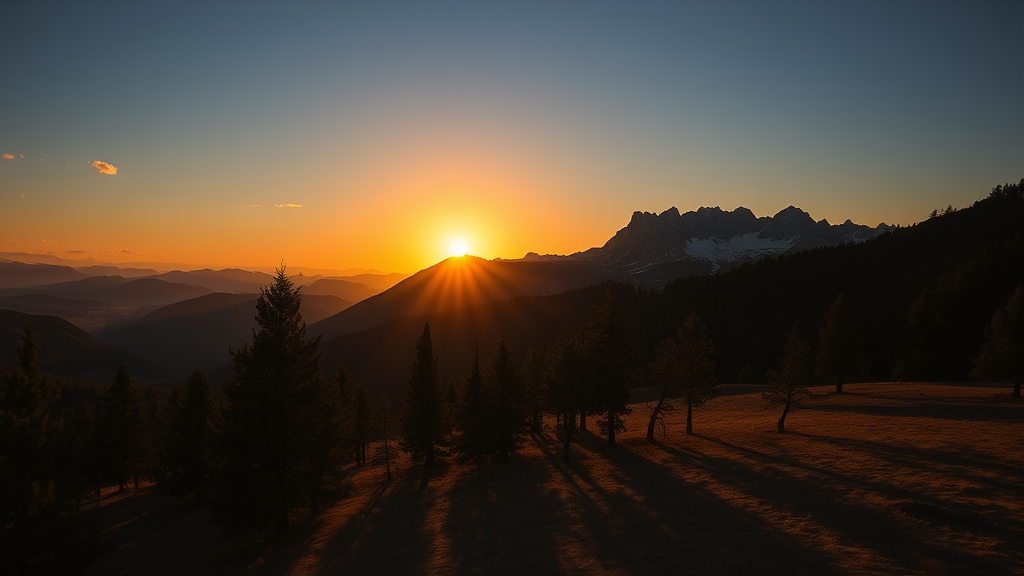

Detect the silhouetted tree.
xmin=971 ymin=284 xmax=1024 ymax=398
xmin=101 ymin=363 xmax=146 ymax=491
xmin=0 ymin=325 xmax=80 ymax=572
xmin=488 ymin=337 xmax=528 ymax=461
xmin=523 ymin=346 xmax=547 ymax=433
xmin=648 ymin=313 xmax=717 ymax=440
xmin=452 ymin=351 xmax=490 ymax=464
xmin=583 ymin=289 xmax=637 ymax=446
xmin=218 ymin=266 xmax=341 ymax=537
xmin=814 ymin=293 xmax=862 ymax=394
xmin=763 ymin=322 xmax=813 ymax=433
xmin=546 ymin=329 xmax=587 ymax=460
xmin=352 ymin=381 xmax=372 ymax=464
xmin=400 ymin=323 xmax=444 ymax=466
xmin=166 ymin=368 xmax=221 ymax=504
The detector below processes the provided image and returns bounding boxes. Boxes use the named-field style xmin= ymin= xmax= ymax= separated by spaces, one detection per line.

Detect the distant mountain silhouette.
xmin=97 ymin=292 xmax=352 ymax=377
xmin=0 ymin=309 xmax=170 ymax=383
xmin=0 ymin=293 xmax=122 ymax=332
xmin=523 ymin=205 xmax=892 ymax=282
xmin=308 ymin=256 xmax=609 ymax=341
xmin=303 ymin=279 xmax=380 ymax=303
xmin=331 ymin=272 xmax=409 ymax=292
xmin=0 ymin=260 xmax=89 ymax=289
xmin=150 ymin=268 xmax=273 ymax=293
xmin=0 ymin=276 xmax=212 ymax=308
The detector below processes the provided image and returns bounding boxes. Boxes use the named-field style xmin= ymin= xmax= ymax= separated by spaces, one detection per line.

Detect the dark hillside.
xmin=0 ymin=309 xmax=170 ymax=383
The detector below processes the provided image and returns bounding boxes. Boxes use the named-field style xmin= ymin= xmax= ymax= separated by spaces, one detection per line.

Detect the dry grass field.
xmin=86 ymin=383 xmax=1024 ymax=575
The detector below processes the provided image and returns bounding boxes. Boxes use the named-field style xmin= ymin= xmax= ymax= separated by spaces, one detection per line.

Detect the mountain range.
xmin=523 ymin=205 xmax=892 ymax=282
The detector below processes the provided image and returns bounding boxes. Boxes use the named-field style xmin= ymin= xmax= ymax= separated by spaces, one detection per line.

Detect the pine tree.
xmin=400 ymin=323 xmax=444 ymax=466
xmin=452 ymin=351 xmax=490 ymax=464
xmin=582 ymin=289 xmax=637 ymax=446
xmin=648 ymin=313 xmax=717 ymax=440
xmin=166 ymin=368 xmax=221 ymax=504
xmin=523 ymin=346 xmax=547 ymax=434
xmin=971 ymin=284 xmax=1024 ymax=398
xmin=546 ymin=329 xmax=587 ymax=460
xmin=101 ymin=363 xmax=146 ymax=492
xmin=352 ymin=381 xmax=372 ymax=465
xmin=488 ymin=337 xmax=528 ymax=461
xmin=0 ymin=325 xmax=74 ymax=572
xmin=217 ymin=266 xmax=341 ymax=537
xmin=763 ymin=322 xmax=813 ymax=433
xmin=814 ymin=293 xmax=861 ymax=394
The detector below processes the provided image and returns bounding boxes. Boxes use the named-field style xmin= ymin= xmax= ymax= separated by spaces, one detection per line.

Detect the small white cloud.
xmin=8 ymin=240 xmax=23 ymax=244
xmin=90 ymin=160 xmax=117 ymax=175
xmin=2 ymin=154 xmax=12 ymax=160
xmin=38 ymin=239 xmax=59 ymax=245
xmin=19 ymin=154 xmax=24 ymax=159
xmin=275 ymin=203 xmax=303 ymax=208
xmin=119 ymin=248 xmax=141 ymax=255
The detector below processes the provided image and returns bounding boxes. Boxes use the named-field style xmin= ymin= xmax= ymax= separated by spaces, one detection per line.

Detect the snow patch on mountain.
xmin=685 ymin=233 xmax=793 ymax=264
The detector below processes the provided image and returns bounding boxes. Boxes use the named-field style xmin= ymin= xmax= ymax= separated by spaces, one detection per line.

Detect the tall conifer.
xmin=582 ymin=289 xmax=637 ymax=446
xmin=101 ymin=363 xmax=146 ymax=491
xmin=399 ymin=323 xmax=444 ymax=466
xmin=217 ymin=266 xmax=343 ymax=537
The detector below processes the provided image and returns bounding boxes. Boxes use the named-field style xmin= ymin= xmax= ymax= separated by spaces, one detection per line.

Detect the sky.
xmin=2 ymin=1 xmax=1022 ymax=273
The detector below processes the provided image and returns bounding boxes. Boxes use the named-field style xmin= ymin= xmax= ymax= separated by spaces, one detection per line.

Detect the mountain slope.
xmin=96 ymin=293 xmax=352 ymax=377
xmin=0 ymin=309 xmax=170 ymax=383
xmin=309 ymin=256 xmax=609 ymax=341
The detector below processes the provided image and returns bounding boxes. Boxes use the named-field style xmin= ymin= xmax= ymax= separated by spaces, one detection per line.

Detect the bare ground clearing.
xmin=85 ymin=383 xmax=1024 ymax=575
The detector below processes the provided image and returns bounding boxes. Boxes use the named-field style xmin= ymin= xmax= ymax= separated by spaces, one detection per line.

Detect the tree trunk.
xmin=562 ymin=409 xmax=573 ymax=460
xmin=425 ymin=444 xmax=435 ymax=467
xmin=777 ymin=400 xmax=791 ymax=433
xmin=686 ymin=390 xmax=694 ymax=435
xmin=1013 ymin=375 xmax=1021 ymax=399
xmin=579 ymin=411 xmax=586 ymax=432
xmin=836 ymin=379 xmax=843 ymax=394
xmin=607 ymin=408 xmax=616 ymax=446
xmin=646 ymin=391 xmax=666 ymax=441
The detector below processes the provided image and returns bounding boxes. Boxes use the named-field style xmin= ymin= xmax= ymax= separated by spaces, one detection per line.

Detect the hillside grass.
xmin=86 ymin=383 xmax=1024 ymax=575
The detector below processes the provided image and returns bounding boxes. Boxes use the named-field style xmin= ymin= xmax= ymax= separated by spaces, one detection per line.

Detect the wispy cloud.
xmin=90 ymin=160 xmax=118 ymax=175
xmin=8 ymin=240 xmax=22 ymax=245
xmin=19 ymin=154 xmax=23 ymax=159
xmin=245 ymin=204 xmax=263 ymax=207
xmin=119 ymin=248 xmax=141 ymax=255
xmin=275 ymin=203 xmax=303 ymax=208
xmin=65 ymin=250 xmax=88 ymax=254
xmin=2 ymin=154 xmax=12 ymax=160
xmin=38 ymin=239 xmax=59 ymax=245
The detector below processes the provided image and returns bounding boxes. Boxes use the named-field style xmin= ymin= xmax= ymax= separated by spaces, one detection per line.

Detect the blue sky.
xmin=1 ymin=1 xmax=1021 ymax=271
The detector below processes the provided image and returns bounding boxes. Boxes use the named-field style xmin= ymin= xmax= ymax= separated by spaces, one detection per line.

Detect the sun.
xmin=449 ymin=239 xmax=469 ymax=257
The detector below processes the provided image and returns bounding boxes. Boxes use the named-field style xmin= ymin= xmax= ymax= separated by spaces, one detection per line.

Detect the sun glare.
xmin=449 ymin=239 xmax=469 ymax=257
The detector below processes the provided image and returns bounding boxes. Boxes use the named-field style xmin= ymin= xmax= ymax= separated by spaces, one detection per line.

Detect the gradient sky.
xmin=2 ymin=1 xmax=1022 ymax=273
